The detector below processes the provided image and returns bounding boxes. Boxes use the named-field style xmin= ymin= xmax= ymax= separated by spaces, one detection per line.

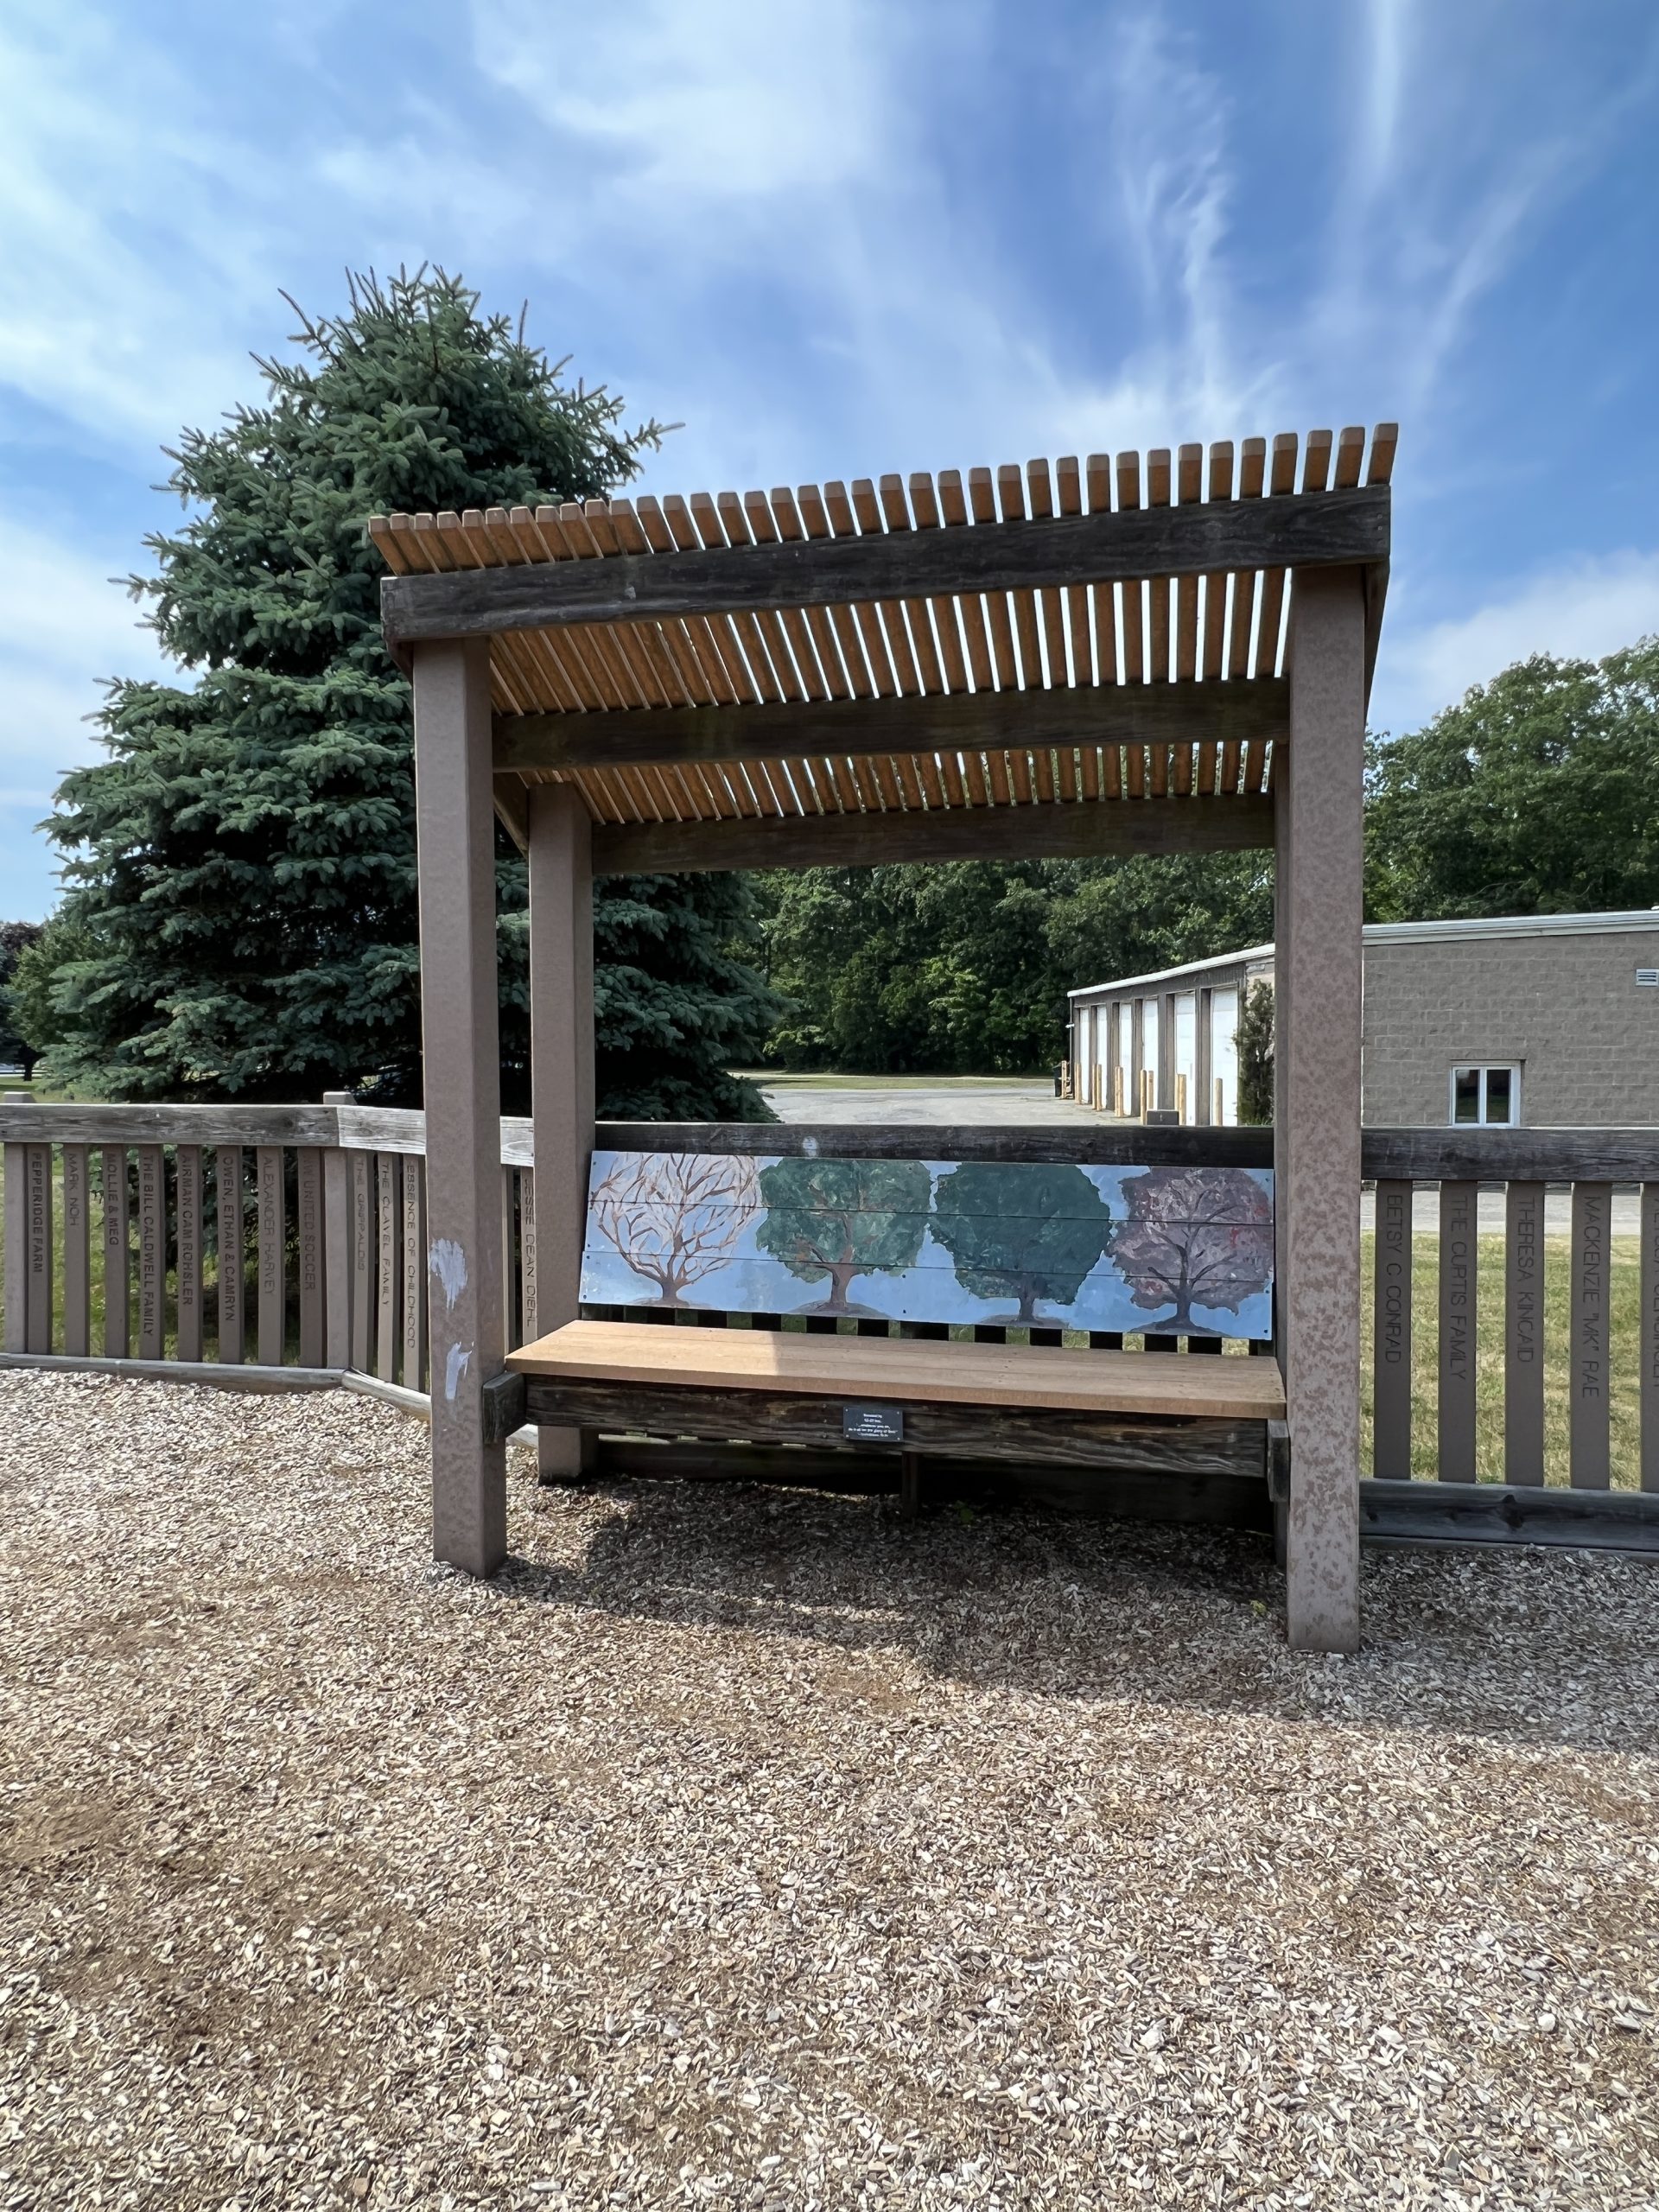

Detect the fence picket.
xmin=402 ymin=1155 xmax=427 ymax=1391
xmin=351 ymin=1153 xmax=373 ymax=1373
xmin=3 ymin=1144 xmax=24 ymax=1353
xmin=218 ymin=1147 xmax=245 ymax=1364
xmin=519 ymin=1166 xmax=537 ymax=1344
xmin=1372 ymin=1178 xmax=1412 ymax=1478
xmin=137 ymin=1144 xmax=165 ymax=1360
xmin=1503 ymin=1180 xmax=1545 ymax=1486
xmin=377 ymin=1152 xmax=401 ymax=1382
xmin=1643 ymin=1182 xmax=1659 ymax=1494
xmin=1437 ymin=1180 xmax=1478 ymax=1482
xmin=62 ymin=1144 xmax=90 ymax=1357
xmin=25 ymin=1143 xmax=53 ymax=1354
xmin=1569 ymin=1181 xmax=1612 ymax=1490
xmin=501 ymin=1166 xmax=518 ymax=1351
xmin=257 ymin=1146 xmax=285 ymax=1366
xmin=176 ymin=1145 xmax=204 ymax=1362
xmin=297 ymin=1147 xmax=326 ymax=1368
xmin=101 ymin=1147 xmax=130 ymax=1357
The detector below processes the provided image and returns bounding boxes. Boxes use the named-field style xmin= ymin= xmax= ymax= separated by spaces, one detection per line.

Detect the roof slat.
xmin=373 ymin=427 xmax=1392 ymax=828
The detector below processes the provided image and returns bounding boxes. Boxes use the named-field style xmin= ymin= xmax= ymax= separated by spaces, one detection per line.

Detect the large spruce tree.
xmin=34 ymin=268 xmax=777 ymax=1114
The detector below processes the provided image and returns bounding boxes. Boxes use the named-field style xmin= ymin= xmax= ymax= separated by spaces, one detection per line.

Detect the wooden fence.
xmin=4 ymin=1103 xmax=1658 ymax=1540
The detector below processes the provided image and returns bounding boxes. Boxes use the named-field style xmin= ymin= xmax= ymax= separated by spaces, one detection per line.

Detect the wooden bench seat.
xmin=507 ymin=1319 xmax=1285 ymax=1491
xmin=510 ymin=1319 xmax=1285 ymax=1421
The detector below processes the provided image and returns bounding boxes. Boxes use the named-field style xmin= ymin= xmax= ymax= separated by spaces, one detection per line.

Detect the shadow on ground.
xmin=480 ymin=1473 xmax=1659 ymax=1755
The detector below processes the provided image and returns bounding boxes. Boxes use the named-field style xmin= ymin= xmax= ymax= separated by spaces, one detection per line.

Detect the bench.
xmin=506 ymin=1146 xmax=1287 ymax=1524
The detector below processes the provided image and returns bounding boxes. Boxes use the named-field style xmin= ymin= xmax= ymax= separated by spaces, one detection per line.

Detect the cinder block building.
xmin=1067 ymin=909 xmax=1659 ymax=1127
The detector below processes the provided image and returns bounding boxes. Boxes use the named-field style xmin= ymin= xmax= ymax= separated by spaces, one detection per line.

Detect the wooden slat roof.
xmin=368 ymin=425 xmax=1394 ymax=861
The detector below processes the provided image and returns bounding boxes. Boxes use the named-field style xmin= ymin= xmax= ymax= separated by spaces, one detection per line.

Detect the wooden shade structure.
xmin=376 ymin=423 xmax=1394 ymax=1652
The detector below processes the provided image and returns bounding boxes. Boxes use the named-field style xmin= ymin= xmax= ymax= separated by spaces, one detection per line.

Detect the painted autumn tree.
xmin=590 ymin=1152 xmax=760 ymax=1307
xmin=755 ymin=1156 xmax=931 ymax=1317
xmin=1108 ymin=1167 xmax=1274 ymax=1332
xmin=929 ymin=1162 xmax=1112 ymax=1325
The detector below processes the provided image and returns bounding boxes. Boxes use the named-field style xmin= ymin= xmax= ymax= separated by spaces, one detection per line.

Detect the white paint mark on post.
xmin=444 ymin=1342 xmax=472 ymax=1402
xmin=429 ymin=1237 xmax=468 ymax=1313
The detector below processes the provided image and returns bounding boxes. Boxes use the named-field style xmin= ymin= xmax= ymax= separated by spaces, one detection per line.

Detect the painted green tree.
xmin=929 ymin=1162 xmax=1112 ymax=1324
xmin=755 ymin=1157 xmax=931 ymax=1316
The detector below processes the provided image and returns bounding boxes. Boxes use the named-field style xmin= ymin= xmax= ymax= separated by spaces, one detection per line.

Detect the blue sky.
xmin=3 ymin=0 xmax=1658 ymax=919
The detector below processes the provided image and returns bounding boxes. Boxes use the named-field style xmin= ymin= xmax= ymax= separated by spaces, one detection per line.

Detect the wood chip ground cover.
xmin=1 ymin=1371 xmax=1656 ymax=2210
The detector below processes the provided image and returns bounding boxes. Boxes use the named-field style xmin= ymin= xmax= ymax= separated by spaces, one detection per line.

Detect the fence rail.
xmin=4 ymin=1103 xmax=1659 ymax=1504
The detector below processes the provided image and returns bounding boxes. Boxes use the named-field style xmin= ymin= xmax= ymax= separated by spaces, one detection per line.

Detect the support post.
xmin=413 ymin=639 xmax=506 ymax=1574
xmin=527 ymin=781 xmax=596 ymax=1479
xmin=1275 ymin=568 xmax=1365 ymax=1652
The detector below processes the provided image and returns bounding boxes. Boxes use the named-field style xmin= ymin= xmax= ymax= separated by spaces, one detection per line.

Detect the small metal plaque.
xmin=843 ymin=1403 xmax=905 ymax=1444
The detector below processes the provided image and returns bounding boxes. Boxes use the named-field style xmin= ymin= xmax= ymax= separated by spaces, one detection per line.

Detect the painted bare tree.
xmin=590 ymin=1151 xmax=760 ymax=1307
xmin=1108 ymin=1167 xmax=1274 ymax=1332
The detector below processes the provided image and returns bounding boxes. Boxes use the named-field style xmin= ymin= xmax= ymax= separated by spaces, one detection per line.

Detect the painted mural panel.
xmin=581 ymin=1152 xmax=1275 ymax=1338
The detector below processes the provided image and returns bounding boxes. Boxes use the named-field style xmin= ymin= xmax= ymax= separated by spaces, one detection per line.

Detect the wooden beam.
xmin=0 ymin=1103 xmax=339 ymax=1147
xmin=594 ymin=1120 xmax=1275 ymax=1168
xmin=492 ymin=775 xmax=530 ymax=854
xmin=1358 ymin=1128 xmax=1659 ymax=1183
xmin=382 ymin=486 xmax=1390 ymax=647
xmin=591 ymin=793 xmax=1274 ymax=874
xmin=523 ymin=1377 xmax=1269 ymax=1478
xmin=1359 ymin=1477 xmax=1659 ymax=1554
xmin=493 ymin=679 xmax=1287 ymax=772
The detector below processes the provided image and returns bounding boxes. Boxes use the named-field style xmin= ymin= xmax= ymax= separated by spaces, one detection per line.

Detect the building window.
xmin=1451 ymin=1064 xmax=1520 ymax=1127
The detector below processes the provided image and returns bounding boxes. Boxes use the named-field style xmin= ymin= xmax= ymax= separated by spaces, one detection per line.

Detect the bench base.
xmin=575 ymin=1433 xmax=1275 ymax=1536
xmin=522 ymin=1374 xmax=1268 ymax=1482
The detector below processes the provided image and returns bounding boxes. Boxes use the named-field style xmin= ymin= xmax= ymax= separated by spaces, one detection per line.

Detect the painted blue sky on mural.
xmin=581 ymin=1151 xmax=1275 ymax=1339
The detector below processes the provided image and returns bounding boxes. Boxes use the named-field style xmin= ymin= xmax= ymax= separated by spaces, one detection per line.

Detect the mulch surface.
xmin=2 ymin=1370 xmax=1656 ymax=2209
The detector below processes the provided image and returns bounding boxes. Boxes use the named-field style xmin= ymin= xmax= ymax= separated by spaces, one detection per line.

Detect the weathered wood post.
xmin=413 ymin=638 xmax=506 ymax=1575
xmin=528 ymin=781 xmax=595 ymax=1479
xmin=1276 ymin=566 xmax=1365 ymax=1652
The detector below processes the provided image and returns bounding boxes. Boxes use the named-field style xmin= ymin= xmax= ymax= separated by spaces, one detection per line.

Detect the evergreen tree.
xmin=29 ymin=269 xmax=778 ymax=1115
xmin=1235 ymin=981 xmax=1274 ymax=1125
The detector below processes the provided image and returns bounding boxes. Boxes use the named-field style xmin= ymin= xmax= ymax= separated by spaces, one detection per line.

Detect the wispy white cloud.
xmin=479 ymin=0 xmax=892 ymax=206
xmin=0 ymin=3 xmax=279 ymax=452
xmin=0 ymin=517 xmax=169 ymax=796
xmin=1376 ymin=550 xmax=1659 ymax=732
